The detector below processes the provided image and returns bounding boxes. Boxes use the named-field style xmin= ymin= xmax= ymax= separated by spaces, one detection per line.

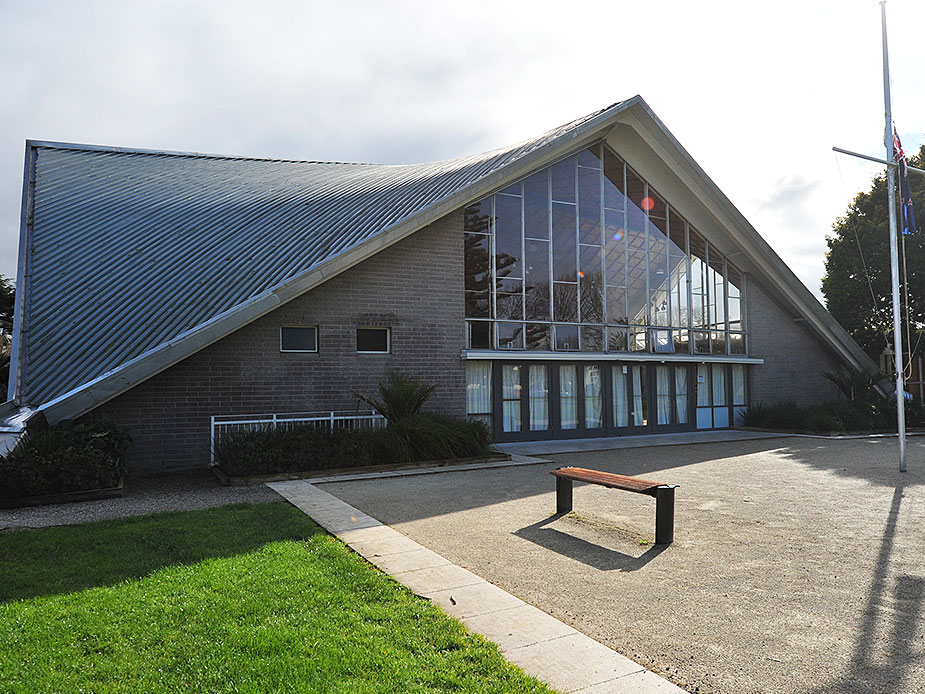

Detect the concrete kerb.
xmin=266 ymin=478 xmax=688 ymax=694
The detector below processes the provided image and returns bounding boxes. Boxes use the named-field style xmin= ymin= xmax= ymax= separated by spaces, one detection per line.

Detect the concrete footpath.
xmin=268 ymin=478 xmax=686 ymax=694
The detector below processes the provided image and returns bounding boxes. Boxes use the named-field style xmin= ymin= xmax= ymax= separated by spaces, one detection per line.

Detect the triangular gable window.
xmin=463 ymin=142 xmax=745 ymax=356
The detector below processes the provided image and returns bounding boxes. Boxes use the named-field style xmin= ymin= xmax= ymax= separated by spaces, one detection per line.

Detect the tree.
xmin=0 ymin=275 xmax=14 ymax=394
xmin=822 ymin=145 xmax=925 ymax=360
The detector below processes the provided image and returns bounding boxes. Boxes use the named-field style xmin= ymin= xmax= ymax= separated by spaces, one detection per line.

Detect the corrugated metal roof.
xmin=17 ymin=102 xmax=622 ymax=406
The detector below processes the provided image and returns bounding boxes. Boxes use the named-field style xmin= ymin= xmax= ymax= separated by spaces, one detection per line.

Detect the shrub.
xmin=364 ymin=414 xmax=491 ymax=466
xmin=739 ymin=396 xmax=906 ymax=434
xmin=214 ymin=415 xmax=491 ymax=477
xmin=354 ymin=372 xmax=436 ymax=425
xmin=0 ymin=421 xmax=131 ymax=499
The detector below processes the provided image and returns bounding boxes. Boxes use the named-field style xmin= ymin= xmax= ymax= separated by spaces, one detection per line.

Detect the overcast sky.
xmin=2 ymin=0 xmax=923 ymax=303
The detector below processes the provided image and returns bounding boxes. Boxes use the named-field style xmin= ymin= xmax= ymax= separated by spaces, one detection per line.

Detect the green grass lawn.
xmin=0 ymin=502 xmax=557 ymax=694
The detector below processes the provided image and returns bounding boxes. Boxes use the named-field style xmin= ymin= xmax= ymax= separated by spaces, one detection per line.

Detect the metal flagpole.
xmin=880 ymin=0 xmax=907 ymax=472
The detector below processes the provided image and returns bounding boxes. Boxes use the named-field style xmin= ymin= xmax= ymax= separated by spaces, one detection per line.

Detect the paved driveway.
xmin=321 ymin=437 xmax=925 ymax=694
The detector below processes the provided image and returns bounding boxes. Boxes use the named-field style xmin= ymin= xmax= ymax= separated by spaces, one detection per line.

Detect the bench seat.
xmin=551 ymin=467 xmax=667 ymax=496
xmin=551 ymin=466 xmax=678 ymax=544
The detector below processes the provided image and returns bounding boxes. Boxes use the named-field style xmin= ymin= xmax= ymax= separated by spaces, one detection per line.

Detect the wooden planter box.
xmin=212 ymin=453 xmax=512 ymax=487
xmin=0 ymin=477 xmax=125 ymax=509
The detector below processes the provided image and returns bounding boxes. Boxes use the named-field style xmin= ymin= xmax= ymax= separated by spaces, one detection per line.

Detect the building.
xmin=3 ymin=96 xmax=876 ymax=471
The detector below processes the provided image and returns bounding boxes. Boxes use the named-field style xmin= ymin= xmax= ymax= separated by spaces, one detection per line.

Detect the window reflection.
xmin=464 ymin=142 xmax=746 ymax=357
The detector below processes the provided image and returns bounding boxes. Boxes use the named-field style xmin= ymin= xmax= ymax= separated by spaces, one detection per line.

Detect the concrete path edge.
xmin=268 ymin=479 xmax=688 ymax=694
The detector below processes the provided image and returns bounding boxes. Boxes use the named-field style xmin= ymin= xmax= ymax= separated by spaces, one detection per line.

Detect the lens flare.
xmin=641 ymin=197 xmax=655 ymax=211
xmin=578 ymin=271 xmax=585 ymax=278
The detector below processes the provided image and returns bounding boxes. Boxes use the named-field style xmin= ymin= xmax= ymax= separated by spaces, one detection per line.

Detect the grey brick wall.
xmin=83 ymin=211 xmax=467 ymax=471
xmin=746 ymin=276 xmax=841 ymax=405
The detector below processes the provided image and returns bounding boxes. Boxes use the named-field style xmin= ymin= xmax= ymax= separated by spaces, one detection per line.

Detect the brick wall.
xmin=746 ymin=276 xmax=842 ymax=405
xmin=83 ymin=211 xmax=467 ymax=471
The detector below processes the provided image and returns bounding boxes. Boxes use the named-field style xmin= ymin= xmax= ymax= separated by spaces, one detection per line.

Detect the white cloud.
xmin=1 ymin=0 xmax=923 ymax=306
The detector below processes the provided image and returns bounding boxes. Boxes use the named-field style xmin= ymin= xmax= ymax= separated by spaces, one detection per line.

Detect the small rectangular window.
xmin=280 ymin=326 xmax=318 ymax=352
xmin=357 ymin=327 xmax=390 ymax=354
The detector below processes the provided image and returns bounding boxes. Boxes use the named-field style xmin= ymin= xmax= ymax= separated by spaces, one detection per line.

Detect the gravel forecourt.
xmin=321 ymin=436 xmax=925 ymax=694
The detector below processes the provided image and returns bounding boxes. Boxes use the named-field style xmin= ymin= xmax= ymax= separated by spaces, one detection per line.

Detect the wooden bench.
xmin=551 ymin=467 xmax=678 ymax=545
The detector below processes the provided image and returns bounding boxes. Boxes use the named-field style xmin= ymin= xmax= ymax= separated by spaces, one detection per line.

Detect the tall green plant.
xmin=821 ymin=367 xmax=885 ymax=404
xmin=354 ymin=372 xmax=436 ymax=425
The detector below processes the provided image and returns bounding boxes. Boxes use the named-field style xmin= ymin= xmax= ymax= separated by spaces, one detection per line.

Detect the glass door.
xmin=583 ymin=364 xmax=605 ymax=433
xmin=629 ymin=364 xmax=649 ymax=430
xmin=528 ymin=364 xmax=549 ymax=432
xmin=612 ymin=364 xmax=630 ymax=429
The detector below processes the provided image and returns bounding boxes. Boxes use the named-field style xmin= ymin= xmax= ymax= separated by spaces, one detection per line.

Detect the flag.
xmin=893 ymin=126 xmax=918 ymax=236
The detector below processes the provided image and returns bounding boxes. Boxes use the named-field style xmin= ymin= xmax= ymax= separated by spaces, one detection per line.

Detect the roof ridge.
xmin=25 ymin=101 xmax=629 ymax=171
xmin=26 ymin=140 xmax=381 ymax=166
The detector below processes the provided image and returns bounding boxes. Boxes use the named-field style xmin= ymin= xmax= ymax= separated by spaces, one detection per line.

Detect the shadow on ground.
xmin=323 ymin=435 xmax=925 ymax=694
xmin=514 ymin=513 xmax=668 ymax=571
xmin=811 ymin=484 xmax=925 ymax=694
xmin=325 ymin=437 xmax=925 ymax=527
xmin=0 ymin=501 xmax=319 ymax=603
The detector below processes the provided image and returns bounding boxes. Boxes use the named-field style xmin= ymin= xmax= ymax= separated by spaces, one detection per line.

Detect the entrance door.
xmin=494 ymin=362 xmax=554 ymax=442
xmin=611 ymin=363 xmax=692 ymax=434
xmin=611 ymin=364 xmax=648 ymax=433
xmin=556 ymin=363 xmax=606 ymax=438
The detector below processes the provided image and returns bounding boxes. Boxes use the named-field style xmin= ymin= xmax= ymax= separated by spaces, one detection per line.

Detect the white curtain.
xmin=675 ymin=368 xmax=688 ymax=424
xmin=697 ymin=363 xmax=710 ymax=406
xmin=712 ymin=364 xmax=727 ymax=406
xmin=632 ymin=366 xmax=646 ymax=426
xmin=584 ymin=365 xmax=602 ymax=428
xmin=529 ymin=365 xmax=548 ymax=431
xmin=466 ymin=362 xmax=491 ymax=415
xmin=612 ymin=366 xmax=628 ymax=427
xmin=502 ymin=365 xmax=521 ymax=432
xmin=560 ymin=366 xmax=578 ymax=429
xmin=657 ymin=366 xmax=671 ymax=425
xmin=732 ymin=364 xmax=746 ymax=406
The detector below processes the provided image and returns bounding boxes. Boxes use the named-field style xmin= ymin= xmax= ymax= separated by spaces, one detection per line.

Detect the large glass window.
xmin=463 ymin=142 xmax=746 ymax=356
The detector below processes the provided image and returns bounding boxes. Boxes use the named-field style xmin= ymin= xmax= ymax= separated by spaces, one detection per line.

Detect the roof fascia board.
xmin=8 ymin=143 xmax=36 ymax=404
xmin=615 ymin=103 xmax=875 ymax=373
xmin=36 ymin=102 xmax=638 ymax=422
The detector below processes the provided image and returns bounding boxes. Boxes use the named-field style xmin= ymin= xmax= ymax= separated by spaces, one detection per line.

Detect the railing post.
xmin=329 ymin=411 xmax=335 ymax=432
xmin=210 ymin=416 xmax=216 ymax=465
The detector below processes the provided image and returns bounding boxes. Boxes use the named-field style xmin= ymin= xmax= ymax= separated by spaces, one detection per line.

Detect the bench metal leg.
xmin=654 ymin=486 xmax=675 ymax=544
xmin=556 ymin=477 xmax=573 ymax=514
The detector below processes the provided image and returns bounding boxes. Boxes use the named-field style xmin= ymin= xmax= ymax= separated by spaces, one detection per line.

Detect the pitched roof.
xmin=8 ymin=95 xmax=876 ymax=424
xmin=11 ymin=102 xmax=620 ymax=411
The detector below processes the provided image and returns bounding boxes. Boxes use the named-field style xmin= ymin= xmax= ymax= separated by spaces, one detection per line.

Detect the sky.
xmin=1 ymin=0 xmax=923 ymax=304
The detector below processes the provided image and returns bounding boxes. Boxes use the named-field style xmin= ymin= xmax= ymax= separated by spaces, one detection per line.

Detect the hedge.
xmin=214 ymin=413 xmax=491 ymax=477
xmin=0 ymin=421 xmax=131 ymax=500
